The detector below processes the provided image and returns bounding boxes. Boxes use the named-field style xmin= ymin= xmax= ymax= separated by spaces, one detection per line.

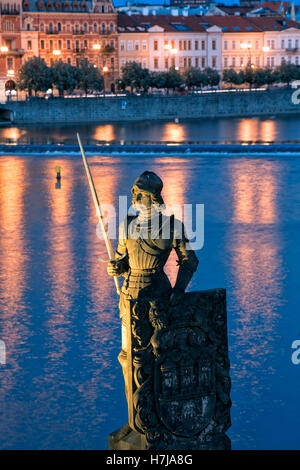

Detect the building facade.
xmin=0 ymin=0 xmax=118 ymax=100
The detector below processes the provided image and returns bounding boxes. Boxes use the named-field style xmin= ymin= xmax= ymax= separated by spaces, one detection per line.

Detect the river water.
xmin=0 ymin=116 xmax=300 ymax=450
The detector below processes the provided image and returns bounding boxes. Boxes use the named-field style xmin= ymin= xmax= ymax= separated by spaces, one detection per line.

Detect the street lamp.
xmin=93 ymin=43 xmax=101 ymax=51
xmin=53 ymin=50 xmax=61 ymax=56
xmin=164 ymin=43 xmax=178 ymax=69
xmin=262 ymin=46 xmax=270 ymax=67
xmin=0 ymin=46 xmax=8 ymax=53
xmin=241 ymin=42 xmax=253 ymax=66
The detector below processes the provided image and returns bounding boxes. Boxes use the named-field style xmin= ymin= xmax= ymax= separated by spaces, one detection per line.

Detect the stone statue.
xmin=107 ymin=171 xmax=231 ymax=450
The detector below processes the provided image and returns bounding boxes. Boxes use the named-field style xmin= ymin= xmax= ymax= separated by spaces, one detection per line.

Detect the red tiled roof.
xmin=117 ymin=13 xmax=300 ymax=33
xmin=259 ymin=1 xmax=291 ymax=12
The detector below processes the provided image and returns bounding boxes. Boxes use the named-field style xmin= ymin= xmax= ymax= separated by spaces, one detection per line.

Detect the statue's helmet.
xmin=131 ymin=171 xmax=164 ymax=206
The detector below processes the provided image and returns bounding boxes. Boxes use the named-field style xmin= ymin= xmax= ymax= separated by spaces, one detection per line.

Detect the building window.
xmin=288 ymin=39 xmax=292 ymax=49
xmin=224 ymin=57 xmax=228 ymax=67
xmin=188 ymin=57 xmax=192 ymax=67
xmin=75 ymin=40 xmax=80 ymax=52
xmin=165 ymin=58 xmax=168 ymax=69
xmin=66 ymin=23 xmax=70 ymax=33
xmin=154 ymin=40 xmax=158 ymax=51
xmin=195 ymin=57 xmax=199 ymax=68
xmin=67 ymin=40 xmax=71 ymax=50
xmin=110 ymin=23 xmax=114 ymax=32
xmin=7 ymin=57 xmax=13 ymax=69
xmin=49 ymin=22 xmax=53 ymax=33
xmin=212 ymin=39 xmax=216 ymax=50
xmin=94 ymin=23 xmax=97 ymax=32
xmin=142 ymin=40 xmax=147 ymax=51
xmin=142 ymin=58 xmax=147 ymax=68
xmin=135 ymin=41 xmax=139 ymax=51
xmin=84 ymin=40 xmax=88 ymax=49
xmin=154 ymin=57 xmax=159 ymax=69
xmin=102 ymin=23 xmax=106 ymax=34
xmin=179 ymin=40 xmax=182 ymax=51
xmin=201 ymin=57 xmax=205 ymax=67
xmin=128 ymin=41 xmax=133 ymax=51
xmin=271 ymin=56 xmax=275 ymax=67
xmin=75 ymin=24 xmax=80 ymax=33
xmin=271 ymin=40 xmax=275 ymax=50
xmin=120 ymin=41 xmax=125 ymax=51
xmin=4 ymin=21 xmax=14 ymax=31
xmin=232 ymin=57 xmax=235 ymax=67
xmin=256 ymin=56 xmax=259 ymax=66
xmin=296 ymin=56 xmax=299 ymax=65
xmin=58 ymin=22 xmax=61 ymax=32
xmin=296 ymin=39 xmax=299 ymax=48
xmin=281 ymin=39 xmax=285 ymax=49
xmin=188 ymin=40 xmax=191 ymax=51
xmin=224 ymin=40 xmax=228 ymax=50
xmin=240 ymin=57 xmax=244 ymax=66
xmin=40 ymin=40 xmax=44 ymax=49
xmin=110 ymin=40 xmax=114 ymax=48
xmin=40 ymin=23 xmax=44 ymax=31
xmin=50 ymin=40 xmax=53 ymax=50
xmin=232 ymin=40 xmax=236 ymax=50
xmin=201 ymin=40 xmax=205 ymax=50
xmin=183 ymin=40 xmax=186 ymax=51
xmin=255 ymin=40 xmax=259 ymax=50
xmin=67 ymin=58 xmax=71 ymax=65
xmin=212 ymin=56 xmax=216 ymax=68
xmin=195 ymin=40 xmax=198 ymax=50
xmin=183 ymin=57 xmax=187 ymax=68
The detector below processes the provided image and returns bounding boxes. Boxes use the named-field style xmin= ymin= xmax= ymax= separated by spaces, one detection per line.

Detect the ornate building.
xmin=0 ymin=0 xmax=118 ymax=100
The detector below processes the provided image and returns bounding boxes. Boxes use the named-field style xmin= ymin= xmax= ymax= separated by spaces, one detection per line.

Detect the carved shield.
xmin=153 ymin=327 xmax=216 ymax=437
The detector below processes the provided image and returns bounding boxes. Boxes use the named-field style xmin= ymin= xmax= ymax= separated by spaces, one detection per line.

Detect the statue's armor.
xmin=116 ymin=212 xmax=199 ymax=308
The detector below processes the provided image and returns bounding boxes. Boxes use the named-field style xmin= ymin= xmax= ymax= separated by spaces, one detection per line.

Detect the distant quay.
xmin=1 ymin=87 xmax=300 ymax=124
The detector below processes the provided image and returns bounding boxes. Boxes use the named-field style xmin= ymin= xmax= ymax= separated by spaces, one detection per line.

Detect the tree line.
xmin=17 ymin=56 xmax=104 ymax=97
xmin=15 ymin=56 xmax=300 ymax=97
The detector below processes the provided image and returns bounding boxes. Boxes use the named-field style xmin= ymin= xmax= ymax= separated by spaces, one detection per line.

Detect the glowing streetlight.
xmin=93 ymin=43 xmax=101 ymax=51
xmin=164 ymin=44 xmax=171 ymax=51
xmin=103 ymin=66 xmax=109 ymax=73
xmin=171 ymin=48 xmax=178 ymax=55
xmin=0 ymin=46 xmax=8 ymax=53
xmin=262 ymin=46 xmax=270 ymax=52
xmin=53 ymin=50 xmax=61 ymax=56
xmin=7 ymin=69 xmax=15 ymax=77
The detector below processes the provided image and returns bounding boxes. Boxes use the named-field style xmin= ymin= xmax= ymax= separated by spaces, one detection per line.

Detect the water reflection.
xmin=237 ymin=119 xmax=276 ymax=143
xmin=93 ymin=125 xmax=115 ymax=143
xmin=227 ymin=159 xmax=284 ymax=448
xmin=163 ymin=123 xmax=185 ymax=142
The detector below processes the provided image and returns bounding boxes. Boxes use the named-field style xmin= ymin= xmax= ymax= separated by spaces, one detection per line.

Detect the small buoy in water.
xmin=174 ymin=118 xmax=179 ymax=124
xmin=56 ymin=165 xmax=61 ymax=180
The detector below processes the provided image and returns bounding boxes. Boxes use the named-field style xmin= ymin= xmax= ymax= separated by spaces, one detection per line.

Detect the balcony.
xmin=46 ymin=30 xmax=59 ymax=35
xmin=0 ymin=48 xmax=25 ymax=57
xmin=286 ymin=47 xmax=298 ymax=53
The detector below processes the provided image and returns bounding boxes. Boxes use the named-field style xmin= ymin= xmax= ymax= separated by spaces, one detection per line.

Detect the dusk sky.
xmin=113 ymin=0 xmax=300 ymax=6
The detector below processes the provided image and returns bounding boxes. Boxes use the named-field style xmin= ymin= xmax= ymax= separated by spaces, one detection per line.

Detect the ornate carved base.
xmin=108 ymin=423 xmax=231 ymax=450
xmin=110 ymin=289 xmax=231 ymax=451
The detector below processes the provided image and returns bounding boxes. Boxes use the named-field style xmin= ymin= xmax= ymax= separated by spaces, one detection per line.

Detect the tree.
xmin=243 ymin=63 xmax=255 ymax=88
xmin=165 ymin=66 xmax=183 ymax=93
xmin=149 ymin=71 xmax=167 ymax=90
xmin=50 ymin=60 xmax=80 ymax=97
xmin=17 ymin=57 xmax=52 ymax=96
xmin=205 ymin=67 xmax=220 ymax=87
xmin=77 ymin=58 xmax=104 ymax=95
xmin=182 ymin=67 xmax=208 ymax=90
xmin=276 ymin=60 xmax=300 ymax=86
xmin=121 ymin=62 xmax=151 ymax=92
xmin=222 ymin=68 xmax=244 ymax=87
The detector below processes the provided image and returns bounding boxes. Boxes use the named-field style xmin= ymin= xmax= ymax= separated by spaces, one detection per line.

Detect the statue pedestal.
xmin=108 ymin=424 xmax=146 ymax=450
xmin=109 ymin=289 xmax=231 ymax=451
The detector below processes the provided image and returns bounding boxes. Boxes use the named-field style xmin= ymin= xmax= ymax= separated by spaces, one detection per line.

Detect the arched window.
xmin=110 ymin=23 xmax=114 ymax=32
xmin=40 ymin=23 xmax=44 ymax=31
xmin=49 ymin=22 xmax=53 ymax=33
xmin=58 ymin=22 xmax=61 ymax=32
xmin=102 ymin=23 xmax=106 ymax=34
xmin=94 ymin=23 xmax=97 ymax=32
xmin=27 ymin=23 xmax=30 ymax=31
xmin=83 ymin=23 xmax=88 ymax=32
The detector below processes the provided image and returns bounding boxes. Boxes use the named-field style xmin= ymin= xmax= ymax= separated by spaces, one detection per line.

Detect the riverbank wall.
xmin=3 ymin=87 xmax=300 ymax=124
